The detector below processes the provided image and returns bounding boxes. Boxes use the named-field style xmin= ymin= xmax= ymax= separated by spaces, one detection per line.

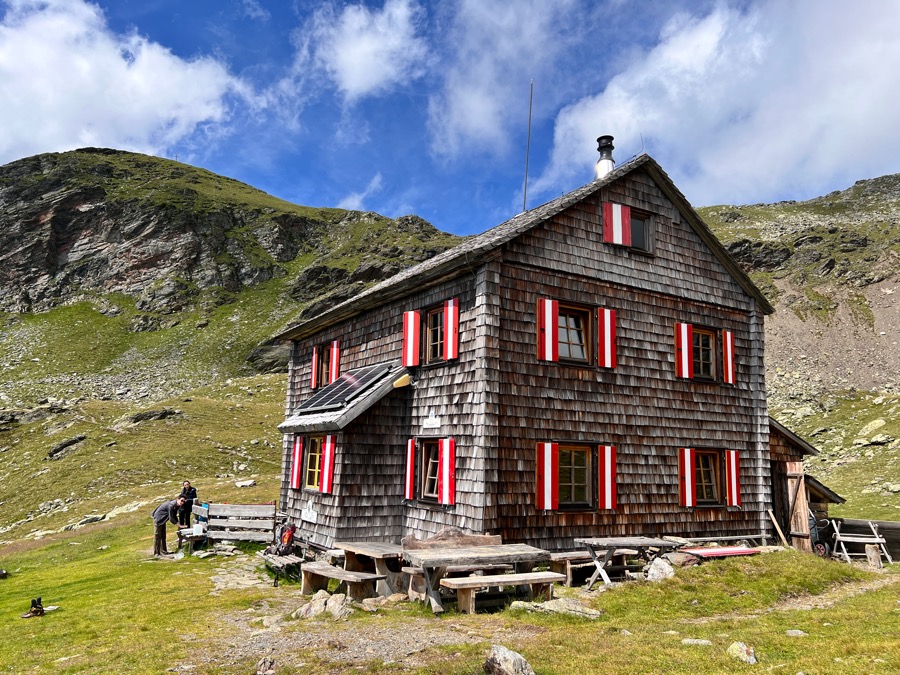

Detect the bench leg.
xmin=531 ymin=582 xmax=553 ymax=602
xmin=455 ymin=588 xmax=476 ymax=614
xmin=344 ymin=581 xmax=375 ymax=603
xmin=421 ymin=566 xmax=446 ymax=614
xmin=407 ymin=572 xmax=427 ymax=602
xmin=301 ymin=571 xmax=329 ymax=595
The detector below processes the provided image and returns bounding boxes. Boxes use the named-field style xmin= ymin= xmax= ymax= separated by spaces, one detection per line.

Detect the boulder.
xmin=726 ymin=641 xmax=757 ymax=664
xmin=508 ymin=598 xmax=602 ymax=619
xmin=646 ymin=558 xmax=675 ymax=581
xmin=483 ymin=645 xmax=535 ymax=675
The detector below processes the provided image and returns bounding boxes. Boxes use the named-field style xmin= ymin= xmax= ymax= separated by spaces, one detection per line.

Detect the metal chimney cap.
xmin=594 ymin=135 xmax=615 ymax=180
xmin=596 ymin=135 xmax=614 ymax=157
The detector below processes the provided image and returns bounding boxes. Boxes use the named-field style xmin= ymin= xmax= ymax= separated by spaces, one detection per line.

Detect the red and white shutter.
xmin=598 ymin=308 xmax=617 ymax=369
xmin=328 ymin=340 xmax=341 ymax=384
xmin=537 ymin=299 xmax=559 ymax=362
xmin=678 ymin=447 xmax=697 ymax=507
xmin=535 ymin=442 xmax=559 ymax=510
xmin=404 ymin=439 xmax=416 ymax=500
xmin=674 ymin=322 xmax=694 ymax=379
xmin=443 ymin=298 xmax=459 ymax=360
xmin=290 ymin=436 xmax=304 ymax=490
xmin=602 ymin=202 xmax=632 ymax=246
xmin=598 ymin=445 xmax=617 ymax=510
xmin=310 ymin=346 xmax=319 ymax=389
xmin=320 ymin=434 xmax=336 ymax=494
xmin=402 ymin=311 xmax=421 ymax=367
xmin=437 ymin=438 xmax=455 ymax=505
xmin=725 ymin=449 xmax=741 ymax=507
xmin=722 ymin=329 xmax=736 ymax=385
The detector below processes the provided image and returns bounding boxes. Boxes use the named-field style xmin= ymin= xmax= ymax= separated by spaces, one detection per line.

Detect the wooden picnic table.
xmin=402 ymin=543 xmax=551 ymax=613
xmin=575 ymin=536 xmax=678 ymax=589
xmin=333 ymin=541 xmax=404 ymax=597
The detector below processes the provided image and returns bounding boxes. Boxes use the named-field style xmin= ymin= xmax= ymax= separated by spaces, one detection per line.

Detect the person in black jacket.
xmin=177 ymin=480 xmax=197 ymax=527
xmin=151 ymin=496 xmax=185 ymax=556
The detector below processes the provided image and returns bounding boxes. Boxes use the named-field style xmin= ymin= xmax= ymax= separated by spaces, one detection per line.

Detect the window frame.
xmin=692 ymin=326 xmax=718 ymax=381
xmin=418 ymin=439 xmax=441 ymax=502
xmin=694 ymin=449 xmax=725 ymax=506
xmin=304 ymin=435 xmax=324 ymax=491
xmin=423 ymin=305 xmax=446 ymax=366
xmin=557 ymin=444 xmax=593 ymax=508
xmin=313 ymin=345 xmax=331 ymax=390
xmin=628 ymin=209 xmax=654 ymax=254
xmin=557 ymin=303 xmax=593 ymax=365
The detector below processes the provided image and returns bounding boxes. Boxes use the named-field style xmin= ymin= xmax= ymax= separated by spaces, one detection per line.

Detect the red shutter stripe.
xmin=320 ymin=434 xmax=335 ymax=493
xmin=675 ymin=322 xmax=694 ymax=379
xmin=443 ymin=298 xmax=459 ymax=360
xmin=329 ymin=340 xmax=340 ymax=384
xmin=602 ymin=202 xmax=632 ymax=246
xmin=402 ymin=311 xmax=421 ymax=367
xmin=535 ymin=442 xmax=559 ymax=510
xmin=679 ymin=447 xmax=697 ymax=507
xmin=537 ymin=299 xmax=559 ymax=361
xmin=599 ymin=445 xmax=617 ymax=510
xmin=290 ymin=436 xmax=304 ymax=490
xmin=725 ymin=449 xmax=741 ymax=507
xmin=310 ymin=346 xmax=319 ymax=389
xmin=405 ymin=439 xmax=416 ymax=500
xmin=723 ymin=329 xmax=736 ymax=385
xmin=437 ymin=438 xmax=455 ymax=505
xmin=598 ymin=308 xmax=617 ymax=368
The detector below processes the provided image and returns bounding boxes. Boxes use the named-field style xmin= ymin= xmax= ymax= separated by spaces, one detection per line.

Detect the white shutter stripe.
xmin=678 ymin=323 xmax=691 ymax=377
xmin=611 ymin=203 xmax=625 ymax=244
xmin=541 ymin=442 xmax=554 ymax=509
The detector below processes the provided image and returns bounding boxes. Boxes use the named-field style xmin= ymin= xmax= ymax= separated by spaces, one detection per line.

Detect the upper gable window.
xmin=310 ymin=340 xmax=341 ymax=389
xmin=692 ymin=328 xmax=716 ymax=380
xmin=402 ymin=298 xmax=460 ymax=367
xmin=424 ymin=306 xmax=446 ymax=365
xmin=557 ymin=305 xmax=591 ymax=363
xmin=602 ymin=201 xmax=653 ymax=253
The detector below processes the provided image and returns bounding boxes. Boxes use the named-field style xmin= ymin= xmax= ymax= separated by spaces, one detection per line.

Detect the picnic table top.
xmin=402 ymin=543 xmax=550 ymax=568
xmin=574 ymin=536 xmax=677 ymax=549
xmin=333 ymin=541 xmax=403 ymax=559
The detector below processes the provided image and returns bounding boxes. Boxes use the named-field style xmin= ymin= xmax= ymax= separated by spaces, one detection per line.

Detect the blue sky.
xmin=3 ymin=0 xmax=900 ymax=236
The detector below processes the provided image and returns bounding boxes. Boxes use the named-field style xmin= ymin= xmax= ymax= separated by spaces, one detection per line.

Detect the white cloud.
xmin=337 ymin=172 xmax=384 ymax=210
xmin=0 ymin=0 xmax=250 ymax=164
xmin=308 ymin=0 xmax=429 ymax=102
xmin=531 ymin=0 xmax=900 ymax=205
xmin=427 ymin=0 xmax=580 ymax=160
xmin=241 ymin=0 xmax=270 ymax=21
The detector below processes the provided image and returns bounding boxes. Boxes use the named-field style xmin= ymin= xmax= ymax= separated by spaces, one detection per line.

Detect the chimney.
xmin=594 ymin=135 xmax=615 ymax=180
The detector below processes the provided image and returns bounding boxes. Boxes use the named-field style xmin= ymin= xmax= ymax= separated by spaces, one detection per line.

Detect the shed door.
xmin=770 ymin=461 xmax=790 ymax=535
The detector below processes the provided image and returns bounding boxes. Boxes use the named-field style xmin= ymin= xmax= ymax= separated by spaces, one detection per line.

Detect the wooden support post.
xmin=768 ymin=509 xmax=790 ymax=548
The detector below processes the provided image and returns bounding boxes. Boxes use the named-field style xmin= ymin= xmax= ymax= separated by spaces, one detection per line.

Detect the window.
xmin=536 ymin=443 xmax=617 ymax=511
xmin=419 ymin=439 xmax=440 ymax=500
xmin=558 ymin=445 xmax=592 ymax=505
xmin=404 ymin=437 xmax=456 ymax=505
xmin=538 ymin=299 xmax=608 ymax=365
xmin=675 ymin=324 xmax=734 ymax=383
xmin=558 ymin=305 xmax=591 ymax=362
xmin=678 ymin=447 xmax=741 ymax=507
xmin=310 ymin=340 xmax=340 ymax=389
xmin=692 ymin=328 xmax=717 ymax=379
xmin=602 ymin=201 xmax=653 ymax=252
xmin=305 ymin=436 xmax=323 ymax=490
xmin=695 ymin=450 xmax=722 ymax=504
xmin=298 ymin=434 xmax=336 ymax=494
xmin=424 ymin=307 xmax=445 ymax=365
xmin=402 ymin=298 xmax=459 ymax=367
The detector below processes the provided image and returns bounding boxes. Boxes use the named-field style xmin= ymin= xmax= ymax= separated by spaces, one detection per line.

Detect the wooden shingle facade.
xmin=276 ymin=154 xmax=780 ymax=551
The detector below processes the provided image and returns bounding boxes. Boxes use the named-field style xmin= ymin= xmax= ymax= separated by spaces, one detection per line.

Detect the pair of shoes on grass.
xmin=21 ymin=597 xmax=44 ymax=619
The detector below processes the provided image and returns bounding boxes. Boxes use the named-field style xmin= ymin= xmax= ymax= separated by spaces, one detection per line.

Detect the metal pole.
xmin=523 ymin=79 xmax=534 ymax=213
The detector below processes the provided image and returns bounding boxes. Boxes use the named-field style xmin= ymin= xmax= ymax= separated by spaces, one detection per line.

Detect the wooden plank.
xmin=768 ymin=509 xmax=790 ymax=547
xmin=208 ymin=504 xmax=276 ymax=518
xmin=333 ymin=541 xmax=403 ymax=559
xmin=207 ymin=518 xmax=275 ymax=531
xmin=192 ymin=505 xmax=209 ymax=517
xmin=206 ymin=531 xmax=272 ymax=542
xmin=439 ymin=571 xmax=565 ymax=589
xmin=403 ymin=544 xmax=549 ymax=568
xmin=301 ymin=561 xmax=386 ymax=583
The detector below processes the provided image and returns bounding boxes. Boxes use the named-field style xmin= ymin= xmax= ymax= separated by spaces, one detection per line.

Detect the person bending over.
xmin=151 ymin=496 xmax=185 ymax=557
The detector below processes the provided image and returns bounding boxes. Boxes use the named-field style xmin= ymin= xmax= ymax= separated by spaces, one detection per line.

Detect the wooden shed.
xmin=275 ymin=151 xmax=783 ymax=551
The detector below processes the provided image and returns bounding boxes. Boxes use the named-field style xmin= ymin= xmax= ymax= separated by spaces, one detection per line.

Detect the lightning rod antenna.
xmin=522 ymin=79 xmax=534 ymax=213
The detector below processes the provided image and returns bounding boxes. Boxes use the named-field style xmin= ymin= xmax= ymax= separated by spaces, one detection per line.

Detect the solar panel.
xmin=295 ymin=363 xmax=393 ymax=413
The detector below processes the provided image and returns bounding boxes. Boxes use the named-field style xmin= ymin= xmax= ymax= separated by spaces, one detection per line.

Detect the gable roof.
xmin=275 ymin=154 xmax=773 ymax=341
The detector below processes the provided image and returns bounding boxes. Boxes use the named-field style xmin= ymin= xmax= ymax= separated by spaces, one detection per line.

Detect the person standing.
xmin=178 ymin=480 xmax=198 ymax=527
xmin=151 ymin=496 xmax=185 ymax=556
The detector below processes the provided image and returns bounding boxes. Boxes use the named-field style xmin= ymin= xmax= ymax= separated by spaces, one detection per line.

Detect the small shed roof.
xmin=769 ymin=417 xmax=819 ymax=456
xmin=274 ymin=154 xmax=773 ymax=342
xmin=279 ymin=361 xmax=406 ymax=433
xmin=805 ymin=474 xmax=846 ymax=504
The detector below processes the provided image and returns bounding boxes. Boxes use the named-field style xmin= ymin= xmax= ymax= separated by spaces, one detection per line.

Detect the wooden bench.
xmin=192 ymin=503 xmax=277 ymax=542
xmin=300 ymin=561 xmax=386 ymax=602
xmin=549 ymin=549 xmax=638 ymax=586
xmin=257 ymin=551 xmax=304 ymax=586
xmin=832 ymin=520 xmax=894 ymax=565
xmin=439 ymin=571 xmax=566 ymax=614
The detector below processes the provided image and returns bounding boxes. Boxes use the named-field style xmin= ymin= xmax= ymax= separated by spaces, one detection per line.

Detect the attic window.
xmin=630 ymin=213 xmax=650 ymax=252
